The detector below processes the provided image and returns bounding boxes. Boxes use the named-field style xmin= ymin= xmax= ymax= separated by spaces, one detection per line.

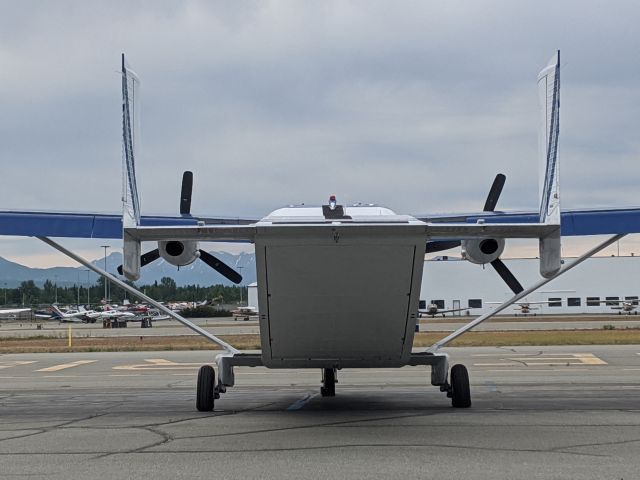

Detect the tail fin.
xmin=537 ymin=50 xmax=561 ymax=277
xmin=121 ymin=53 xmax=142 ymax=280
xmin=50 ymin=305 xmax=65 ymax=317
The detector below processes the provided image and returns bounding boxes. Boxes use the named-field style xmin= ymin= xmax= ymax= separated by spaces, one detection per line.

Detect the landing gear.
xmin=196 ymin=365 xmax=215 ymax=412
xmin=448 ymin=364 xmax=471 ymax=408
xmin=320 ymin=368 xmax=337 ymax=397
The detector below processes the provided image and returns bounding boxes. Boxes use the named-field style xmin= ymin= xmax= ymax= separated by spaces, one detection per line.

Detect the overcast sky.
xmin=1 ymin=1 xmax=640 ymax=267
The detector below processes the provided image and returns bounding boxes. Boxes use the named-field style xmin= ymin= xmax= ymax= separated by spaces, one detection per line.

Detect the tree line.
xmin=1 ymin=277 xmax=247 ymax=307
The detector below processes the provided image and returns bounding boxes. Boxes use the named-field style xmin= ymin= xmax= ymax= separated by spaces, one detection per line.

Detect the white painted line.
xmin=0 ymin=361 xmax=37 ymax=370
xmin=113 ymin=359 xmax=212 ymax=371
xmin=286 ymin=393 xmax=318 ymax=411
xmin=36 ymin=360 xmax=97 ymax=372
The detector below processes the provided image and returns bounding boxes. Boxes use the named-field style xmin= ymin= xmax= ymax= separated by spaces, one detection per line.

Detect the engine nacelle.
xmin=461 ymin=238 xmax=505 ymax=265
xmin=158 ymin=240 xmax=200 ymax=267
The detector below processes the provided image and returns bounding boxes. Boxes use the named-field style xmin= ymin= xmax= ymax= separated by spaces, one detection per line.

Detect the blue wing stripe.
xmin=0 ymin=208 xmax=639 ymax=239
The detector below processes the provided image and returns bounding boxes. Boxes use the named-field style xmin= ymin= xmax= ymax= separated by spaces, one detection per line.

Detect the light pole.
xmin=100 ymin=245 xmax=110 ymax=303
xmin=76 ymin=271 xmax=80 ymax=307
xmin=3 ymin=282 xmax=6 ymax=305
xmin=85 ymin=269 xmax=90 ymax=306
xmin=54 ymin=275 xmax=58 ymax=304
xmin=237 ymin=266 xmax=244 ymax=305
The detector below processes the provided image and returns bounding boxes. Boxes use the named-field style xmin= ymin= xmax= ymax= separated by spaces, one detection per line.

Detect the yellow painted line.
xmin=0 ymin=361 xmax=37 ymax=370
xmin=36 ymin=360 xmax=97 ymax=372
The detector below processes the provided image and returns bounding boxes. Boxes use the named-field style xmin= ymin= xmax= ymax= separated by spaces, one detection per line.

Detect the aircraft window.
xmin=586 ymin=297 xmax=600 ymax=306
xmin=605 ymin=296 xmax=620 ymax=306
xmin=468 ymin=299 xmax=482 ymax=308
xmin=431 ymin=300 xmax=445 ymax=309
xmin=548 ymin=297 xmax=562 ymax=307
xmin=419 ymin=300 xmax=426 ymax=309
xmin=567 ymin=297 xmax=581 ymax=307
xmin=625 ymin=296 xmax=639 ymax=305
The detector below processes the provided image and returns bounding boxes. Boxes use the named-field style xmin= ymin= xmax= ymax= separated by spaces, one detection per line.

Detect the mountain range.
xmin=0 ymin=251 xmax=257 ymax=288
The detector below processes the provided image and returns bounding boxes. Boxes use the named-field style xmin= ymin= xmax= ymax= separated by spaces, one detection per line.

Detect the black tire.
xmin=450 ymin=364 xmax=471 ymax=408
xmin=196 ymin=365 xmax=215 ymax=412
xmin=321 ymin=368 xmax=336 ymax=397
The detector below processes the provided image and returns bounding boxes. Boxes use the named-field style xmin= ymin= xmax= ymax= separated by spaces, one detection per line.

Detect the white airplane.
xmin=0 ymin=307 xmax=33 ymax=317
xmin=1 ymin=51 xmax=639 ymax=411
xmin=418 ymin=303 xmax=471 ymax=318
xmin=49 ymin=305 xmax=89 ymax=323
xmin=610 ymin=301 xmax=639 ymax=315
xmin=231 ymin=306 xmax=258 ymax=320
xmin=486 ymin=300 xmax=553 ymax=315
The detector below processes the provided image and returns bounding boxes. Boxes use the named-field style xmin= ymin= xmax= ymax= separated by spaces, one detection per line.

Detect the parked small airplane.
xmin=2 ymin=51 xmax=640 ymax=412
xmin=486 ymin=300 xmax=553 ymax=315
xmin=418 ymin=303 xmax=470 ymax=318
xmin=231 ymin=306 xmax=258 ymax=320
xmin=49 ymin=305 xmax=90 ymax=323
xmin=598 ymin=299 xmax=640 ymax=315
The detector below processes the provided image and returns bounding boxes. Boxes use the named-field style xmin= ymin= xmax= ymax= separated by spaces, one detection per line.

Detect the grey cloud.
xmin=1 ymin=1 xmax=640 ymax=265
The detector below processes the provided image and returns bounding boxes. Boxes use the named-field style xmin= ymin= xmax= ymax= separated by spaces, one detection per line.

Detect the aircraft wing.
xmin=0 ymin=308 xmax=32 ymax=314
xmin=416 ymin=207 xmax=640 ymax=237
xmin=0 ymin=210 xmax=257 ymax=239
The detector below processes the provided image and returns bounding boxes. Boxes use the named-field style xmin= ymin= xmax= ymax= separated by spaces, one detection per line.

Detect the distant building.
xmin=247 ymin=282 xmax=258 ymax=309
xmin=421 ymin=255 xmax=640 ymax=315
xmin=247 ymin=256 xmax=639 ymax=316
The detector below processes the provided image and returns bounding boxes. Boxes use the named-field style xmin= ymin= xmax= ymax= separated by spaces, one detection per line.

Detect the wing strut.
xmin=427 ymin=233 xmax=626 ymax=353
xmin=37 ymin=236 xmax=239 ymax=354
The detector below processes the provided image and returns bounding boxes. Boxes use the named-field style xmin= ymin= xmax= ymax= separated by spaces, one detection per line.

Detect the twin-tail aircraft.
xmin=2 ymin=51 xmax=640 ymax=411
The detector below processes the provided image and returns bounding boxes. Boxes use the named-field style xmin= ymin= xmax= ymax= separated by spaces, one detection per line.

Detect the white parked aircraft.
xmin=419 ymin=303 xmax=471 ymax=318
xmin=1 ymin=51 xmax=639 ymax=411
xmin=49 ymin=305 xmax=89 ymax=323
xmin=0 ymin=308 xmax=33 ymax=317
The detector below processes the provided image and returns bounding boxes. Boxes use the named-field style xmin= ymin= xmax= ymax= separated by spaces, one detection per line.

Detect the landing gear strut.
xmin=196 ymin=365 xmax=215 ymax=411
xmin=320 ymin=368 xmax=337 ymax=397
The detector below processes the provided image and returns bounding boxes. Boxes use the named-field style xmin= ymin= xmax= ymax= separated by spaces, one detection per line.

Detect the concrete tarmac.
xmin=1 ymin=346 xmax=640 ymax=479
xmin=2 ymin=315 xmax=640 ymax=339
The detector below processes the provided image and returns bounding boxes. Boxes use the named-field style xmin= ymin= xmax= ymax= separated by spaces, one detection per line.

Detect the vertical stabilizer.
xmin=537 ymin=51 xmax=561 ymax=277
xmin=121 ymin=53 xmax=141 ymax=280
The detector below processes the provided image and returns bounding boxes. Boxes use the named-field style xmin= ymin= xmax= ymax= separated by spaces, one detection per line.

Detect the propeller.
xmin=117 ymin=171 xmax=243 ymax=284
xmin=425 ymin=174 xmax=506 ymax=254
xmin=180 ymin=171 xmax=193 ymax=215
xmin=481 ymin=173 xmax=524 ymax=294
xmin=425 ymin=173 xmax=524 ymax=294
xmin=117 ymin=249 xmax=160 ymax=275
xmin=199 ymin=250 xmax=242 ymax=284
xmin=489 ymin=257 xmax=523 ymax=295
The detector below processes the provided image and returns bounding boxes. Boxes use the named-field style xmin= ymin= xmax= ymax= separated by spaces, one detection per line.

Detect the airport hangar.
xmin=248 ymin=254 xmax=640 ymax=316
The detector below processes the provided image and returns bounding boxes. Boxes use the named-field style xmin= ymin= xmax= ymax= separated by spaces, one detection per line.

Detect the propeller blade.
xmin=490 ymin=258 xmax=524 ymax=295
xmin=199 ymin=250 xmax=243 ymax=284
xmin=180 ymin=171 xmax=193 ymax=215
xmin=483 ymin=173 xmax=506 ymax=212
xmin=117 ymin=249 xmax=161 ymax=275
xmin=426 ymin=240 xmax=462 ymax=253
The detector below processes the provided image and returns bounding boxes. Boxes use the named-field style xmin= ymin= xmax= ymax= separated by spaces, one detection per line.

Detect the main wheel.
xmin=450 ymin=364 xmax=471 ymax=408
xmin=320 ymin=368 xmax=336 ymax=397
xmin=196 ymin=365 xmax=215 ymax=412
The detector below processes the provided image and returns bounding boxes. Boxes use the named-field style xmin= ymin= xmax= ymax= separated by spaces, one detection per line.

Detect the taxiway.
xmin=1 ymin=346 xmax=639 ymax=479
